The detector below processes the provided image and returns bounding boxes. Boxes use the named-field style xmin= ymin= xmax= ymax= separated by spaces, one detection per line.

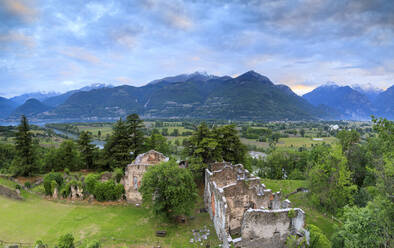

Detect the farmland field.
xmin=241 ymin=136 xmax=337 ymax=149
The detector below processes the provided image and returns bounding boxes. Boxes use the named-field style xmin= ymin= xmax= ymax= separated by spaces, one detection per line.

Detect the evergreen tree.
xmin=78 ymin=131 xmax=96 ymax=169
xmin=213 ymin=125 xmax=246 ymax=164
xmin=57 ymin=140 xmax=81 ymax=171
xmin=146 ymin=129 xmax=170 ymax=155
xmin=104 ymin=118 xmax=131 ymax=169
xmin=184 ymin=122 xmax=220 ymax=164
xmin=13 ymin=115 xmax=37 ymax=176
xmin=126 ymin=114 xmax=145 ymax=159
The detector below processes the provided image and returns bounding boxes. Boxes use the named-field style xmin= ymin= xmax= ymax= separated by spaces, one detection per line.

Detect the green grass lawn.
xmin=0 ymin=181 xmax=220 ymax=248
xmin=262 ymin=179 xmax=338 ymax=240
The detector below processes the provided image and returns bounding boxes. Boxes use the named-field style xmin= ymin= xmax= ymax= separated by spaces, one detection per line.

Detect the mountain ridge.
xmin=302 ymin=83 xmax=393 ymax=120
xmin=1 ymin=73 xmax=392 ymax=121
xmin=44 ymin=71 xmax=324 ymax=121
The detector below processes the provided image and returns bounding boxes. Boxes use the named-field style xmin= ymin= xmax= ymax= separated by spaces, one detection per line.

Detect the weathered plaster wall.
xmin=237 ymin=208 xmax=305 ymax=248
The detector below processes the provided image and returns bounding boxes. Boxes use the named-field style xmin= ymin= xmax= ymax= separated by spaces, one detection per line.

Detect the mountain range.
xmin=303 ymin=84 xmax=393 ymax=120
xmin=0 ymin=72 xmax=392 ymax=121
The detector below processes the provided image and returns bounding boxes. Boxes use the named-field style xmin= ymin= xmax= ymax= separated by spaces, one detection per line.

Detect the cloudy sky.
xmin=1 ymin=0 xmax=393 ymax=97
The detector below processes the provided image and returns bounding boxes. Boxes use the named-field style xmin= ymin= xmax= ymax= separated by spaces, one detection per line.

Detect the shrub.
xmin=86 ymin=240 xmax=100 ymax=248
xmin=15 ymin=184 xmax=21 ymax=190
xmin=24 ymin=181 xmax=31 ymax=189
xmin=34 ymin=240 xmax=46 ymax=248
xmin=64 ymin=168 xmax=70 ymax=175
xmin=85 ymin=174 xmax=100 ymax=195
xmin=93 ymin=181 xmax=124 ymax=201
xmin=43 ymin=172 xmax=63 ymax=195
xmin=51 ymin=180 xmax=58 ymax=194
xmin=288 ymin=169 xmax=305 ymax=180
xmin=58 ymin=233 xmax=74 ymax=248
xmin=288 ymin=209 xmax=296 ymax=218
xmin=308 ymin=224 xmax=331 ymax=248
xmin=60 ymin=187 xmax=69 ymax=198
xmin=113 ymin=168 xmax=123 ymax=183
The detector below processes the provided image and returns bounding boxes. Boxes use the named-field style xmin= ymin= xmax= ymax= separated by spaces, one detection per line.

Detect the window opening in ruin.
xmin=133 ymin=176 xmax=138 ymax=190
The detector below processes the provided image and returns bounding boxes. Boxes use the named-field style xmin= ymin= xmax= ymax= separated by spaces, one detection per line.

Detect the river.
xmin=0 ymin=120 xmax=107 ymax=149
xmin=50 ymin=128 xmax=106 ymax=149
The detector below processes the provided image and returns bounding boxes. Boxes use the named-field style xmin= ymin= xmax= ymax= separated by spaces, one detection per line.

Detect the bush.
xmin=51 ymin=180 xmax=57 ymax=194
xmin=34 ymin=240 xmax=46 ymax=248
xmin=86 ymin=240 xmax=100 ymax=248
xmin=43 ymin=172 xmax=63 ymax=195
xmin=85 ymin=174 xmax=100 ymax=195
xmin=64 ymin=168 xmax=70 ymax=175
xmin=288 ymin=209 xmax=296 ymax=218
xmin=58 ymin=233 xmax=74 ymax=248
xmin=24 ymin=181 xmax=31 ymax=189
xmin=93 ymin=181 xmax=124 ymax=202
xmin=113 ymin=168 xmax=123 ymax=183
xmin=15 ymin=184 xmax=21 ymax=190
xmin=288 ymin=169 xmax=305 ymax=180
xmin=308 ymin=224 xmax=331 ymax=248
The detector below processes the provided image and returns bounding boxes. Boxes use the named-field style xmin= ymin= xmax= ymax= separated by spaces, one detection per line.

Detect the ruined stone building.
xmin=124 ymin=150 xmax=169 ymax=203
xmin=204 ymin=162 xmax=307 ymax=248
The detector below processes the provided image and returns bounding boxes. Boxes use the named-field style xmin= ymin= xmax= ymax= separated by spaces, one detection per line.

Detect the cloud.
xmin=290 ymin=84 xmax=316 ymax=96
xmin=0 ymin=31 xmax=35 ymax=49
xmin=1 ymin=0 xmax=393 ymax=97
xmin=59 ymin=47 xmax=101 ymax=64
xmin=0 ymin=0 xmax=37 ymax=23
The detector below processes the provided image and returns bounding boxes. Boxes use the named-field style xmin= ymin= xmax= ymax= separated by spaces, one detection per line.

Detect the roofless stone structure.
xmin=204 ymin=162 xmax=307 ymax=248
xmin=123 ymin=150 xmax=169 ymax=203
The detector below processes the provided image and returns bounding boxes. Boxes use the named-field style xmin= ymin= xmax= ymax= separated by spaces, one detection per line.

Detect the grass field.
xmin=241 ymin=136 xmax=337 ymax=149
xmin=262 ymin=179 xmax=338 ymax=240
xmin=75 ymin=125 xmax=113 ymax=140
xmin=0 ymin=180 xmax=220 ymax=247
xmin=0 ymin=130 xmax=65 ymax=147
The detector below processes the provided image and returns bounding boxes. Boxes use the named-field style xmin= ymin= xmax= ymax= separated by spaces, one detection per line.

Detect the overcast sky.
xmin=1 ymin=0 xmax=393 ymax=97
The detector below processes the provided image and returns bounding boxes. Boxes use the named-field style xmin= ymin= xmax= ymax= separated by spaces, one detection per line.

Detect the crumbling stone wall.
xmin=124 ymin=150 xmax=169 ymax=203
xmin=237 ymin=208 xmax=305 ymax=248
xmin=0 ymin=185 xmax=23 ymax=200
xmin=205 ymin=162 xmax=306 ymax=248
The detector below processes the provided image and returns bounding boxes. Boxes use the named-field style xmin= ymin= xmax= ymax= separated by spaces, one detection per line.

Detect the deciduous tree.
xmin=140 ymin=160 xmax=197 ymax=219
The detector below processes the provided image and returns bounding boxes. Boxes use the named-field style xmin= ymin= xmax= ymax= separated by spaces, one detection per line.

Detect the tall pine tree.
xmin=126 ymin=114 xmax=145 ymax=159
xmin=78 ymin=131 xmax=96 ymax=169
xmin=13 ymin=115 xmax=37 ymax=176
xmin=213 ymin=125 xmax=246 ymax=164
xmin=104 ymin=118 xmax=132 ymax=169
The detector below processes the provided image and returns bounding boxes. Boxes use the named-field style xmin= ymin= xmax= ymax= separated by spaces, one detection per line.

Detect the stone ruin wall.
xmin=124 ymin=150 xmax=169 ymax=203
xmin=0 ymin=184 xmax=23 ymax=200
xmin=205 ymin=162 xmax=306 ymax=248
